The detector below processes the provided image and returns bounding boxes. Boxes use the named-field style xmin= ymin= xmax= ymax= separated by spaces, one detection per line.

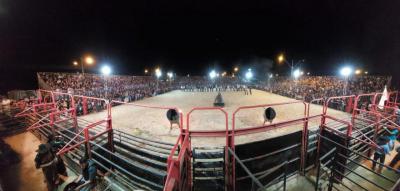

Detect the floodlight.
xmin=101 ymin=65 xmax=111 ymax=76
xmin=340 ymin=66 xmax=353 ymax=77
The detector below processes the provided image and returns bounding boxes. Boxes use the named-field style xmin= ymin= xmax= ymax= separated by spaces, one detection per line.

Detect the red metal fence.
xmin=16 ymin=89 xmax=400 ymax=191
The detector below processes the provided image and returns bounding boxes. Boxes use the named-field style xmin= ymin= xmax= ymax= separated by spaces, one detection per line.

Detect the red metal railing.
xmin=26 ymin=108 xmax=75 ymax=131
xmin=17 ymin=89 xmax=400 ymax=190
xmin=110 ymin=100 xmax=183 ymax=137
xmin=164 ymin=135 xmax=191 ymax=191
xmin=57 ymin=118 xmax=112 ymax=157
xmin=231 ymin=100 xmax=307 ymax=190
xmin=186 ymin=107 xmax=229 ymax=190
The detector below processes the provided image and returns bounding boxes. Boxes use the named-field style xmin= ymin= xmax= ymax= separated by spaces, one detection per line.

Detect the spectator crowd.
xmin=38 ymin=72 xmax=391 ymax=105
xmin=263 ymin=76 xmax=391 ymax=102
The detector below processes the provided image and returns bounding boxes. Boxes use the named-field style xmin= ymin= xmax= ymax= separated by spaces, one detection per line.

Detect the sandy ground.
xmin=0 ymin=132 xmax=46 ymax=191
xmin=81 ymin=90 xmax=349 ymax=146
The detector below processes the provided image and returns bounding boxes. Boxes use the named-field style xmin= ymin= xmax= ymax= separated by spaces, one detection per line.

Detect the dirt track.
xmin=81 ymin=89 xmax=349 ymax=146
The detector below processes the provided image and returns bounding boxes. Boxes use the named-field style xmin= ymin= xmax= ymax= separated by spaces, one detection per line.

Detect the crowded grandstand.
xmin=37 ymin=72 xmax=391 ymax=103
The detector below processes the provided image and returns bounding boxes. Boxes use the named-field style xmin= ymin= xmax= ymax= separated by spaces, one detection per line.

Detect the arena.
xmin=81 ymin=89 xmax=348 ymax=146
xmin=1 ymin=72 xmax=399 ymax=191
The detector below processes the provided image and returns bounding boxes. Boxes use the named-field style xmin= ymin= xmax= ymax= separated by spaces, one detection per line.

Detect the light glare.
xmin=245 ymin=69 xmax=253 ymax=80
xmin=167 ymin=72 xmax=173 ymax=78
xmin=209 ymin=70 xmax=217 ymax=79
xmin=293 ymin=69 xmax=301 ymax=78
xmin=85 ymin=56 xmax=95 ymax=64
xmin=155 ymin=68 xmax=162 ymax=78
xmin=101 ymin=65 xmax=111 ymax=76
xmin=340 ymin=67 xmax=353 ymax=77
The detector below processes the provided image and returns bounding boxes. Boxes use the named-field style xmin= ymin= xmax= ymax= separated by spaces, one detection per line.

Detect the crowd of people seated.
xmin=37 ymin=72 xmax=391 ymax=113
xmin=39 ymin=72 xmax=175 ymax=102
xmin=258 ymin=75 xmax=391 ymax=102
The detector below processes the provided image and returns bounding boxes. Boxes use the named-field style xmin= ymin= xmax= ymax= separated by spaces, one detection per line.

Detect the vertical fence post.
xmin=84 ymin=128 xmax=92 ymax=159
xmin=49 ymin=112 xmax=55 ymax=135
xmin=375 ymin=114 xmax=381 ymax=141
xmin=37 ymin=90 xmax=42 ymax=104
xmin=315 ymin=159 xmax=321 ymax=191
xmin=51 ymin=91 xmax=56 ymax=108
xmin=301 ymin=104 xmax=309 ymax=174
xmin=107 ymin=103 xmax=114 ymax=154
xmin=315 ymin=126 xmax=323 ymax=166
xmin=283 ymin=161 xmax=288 ymax=191
xmin=83 ymin=97 xmax=88 ymax=115
xmin=327 ymin=152 xmax=337 ymax=191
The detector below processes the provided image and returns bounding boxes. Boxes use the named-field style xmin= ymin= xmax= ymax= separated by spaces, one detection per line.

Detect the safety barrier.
xmin=186 ymin=107 xmax=230 ymax=191
xmin=164 ymin=135 xmax=191 ymax=191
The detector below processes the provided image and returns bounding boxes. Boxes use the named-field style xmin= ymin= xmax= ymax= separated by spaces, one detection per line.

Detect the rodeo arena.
xmin=2 ymin=71 xmax=400 ymax=191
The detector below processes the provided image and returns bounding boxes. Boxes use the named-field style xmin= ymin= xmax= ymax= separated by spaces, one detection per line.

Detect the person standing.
xmin=35 ymin=143 xmax=58 ymax=191
xmin=384 ymin=126 xmax=398 ymax=151
xmin=372 ymin=136 xmax=391 ymax=173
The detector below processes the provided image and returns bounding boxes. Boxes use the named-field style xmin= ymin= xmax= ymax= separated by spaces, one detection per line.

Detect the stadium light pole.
xmin=155 ymin=68 xmax=162 ymax=93
xmin=340 ymin=66 xmax=353 ymax=95
xmin=268 ymin=73 xmax=273 ymax=88
xmin=101 ymin=65 xmax=111 ymax=99
xmin=73 ymin=55 xmax=95 ymax=75
xmin=167 ymin=72 xmax=173 ymax=86
xmin=277 ymin=54 xmax=304 ymax=79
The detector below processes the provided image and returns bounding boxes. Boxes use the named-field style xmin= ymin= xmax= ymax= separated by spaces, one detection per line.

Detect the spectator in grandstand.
xmin=37 ymin=72 xmax=391 ymax=109
xmin=372 ymin=136 xmax=391 ymax=173
xmin=35 ymin=143 xmax=59 ymax=191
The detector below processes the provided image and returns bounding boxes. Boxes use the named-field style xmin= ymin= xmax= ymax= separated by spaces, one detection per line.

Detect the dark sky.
xmin=1 ymin=0 xmax=400 ymax=93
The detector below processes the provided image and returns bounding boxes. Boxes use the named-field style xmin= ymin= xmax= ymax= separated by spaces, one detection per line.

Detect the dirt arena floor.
xmin=81 ymin=89 xmax=349 ymax=146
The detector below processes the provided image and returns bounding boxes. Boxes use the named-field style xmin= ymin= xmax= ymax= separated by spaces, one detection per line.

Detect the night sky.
xmin=1 ymin=0 xmax=400 ymax=93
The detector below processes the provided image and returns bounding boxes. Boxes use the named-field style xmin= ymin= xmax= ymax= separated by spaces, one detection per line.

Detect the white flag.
xmin=378 ymin=85 xmax=388 ymax=109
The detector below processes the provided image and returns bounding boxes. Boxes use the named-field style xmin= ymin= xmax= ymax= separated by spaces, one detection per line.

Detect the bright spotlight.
xmin=278 ymin=54 xmax=285 ymax=63
xmin=167 ymin=72 xmax=173 ymax=78
xmin=340 ymin=66 xmax=353 ymax=77
xmin=245 ymin=69 xmax=253 ymax=80
xmin=269 ymin=74 xmax=273 ymax=79
xmin=85 ymin=56 xmax=95 ymax=65
xmin=293 ymin=69 xmax=301 ymax=78
xmin=101 ymin=65 xmax=111 ymax=76
xmin=155 ymin=68 xmax=162 ymax=78
xmin=209 ymin=70 xmax=217 ymax=79
xmin=355 ymin=69 xmax=361 ymax=75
